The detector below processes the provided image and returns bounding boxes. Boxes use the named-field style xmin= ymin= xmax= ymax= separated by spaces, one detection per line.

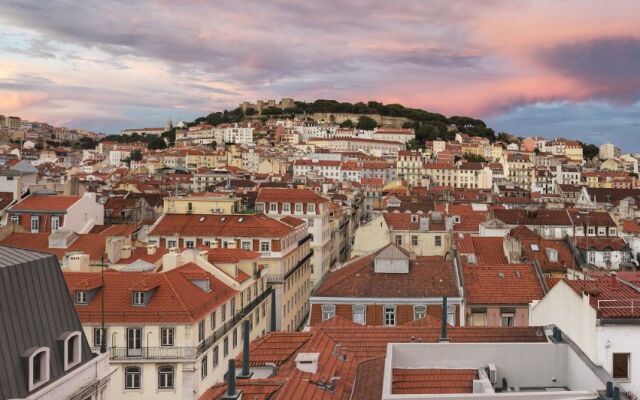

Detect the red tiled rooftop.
xmin=11 ymin=194 xmax=80 ymax=211
xmin=463 ymin=264 xmax=545 ymax=305
xmin=149 ymin=213 xmax=295 ymax=238
xmin=393 ymin=368 xmax=477 ymax=394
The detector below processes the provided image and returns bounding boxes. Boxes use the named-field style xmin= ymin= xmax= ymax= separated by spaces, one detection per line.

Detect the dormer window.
xmin=283 ymin=203 xmax=291 ymax=213
xmin=132 ymin=291 xmax=146 ymax=306
xmin=453 ymin=215 xmax=461 ymax=224
xmin=269 ymin=202 xmax=278 ymax=212
xmin=295 ymin=203 xmax=303 ymax=213
xmin=11 ymin=215 xmax=19 ymax=224
xmin=24 ymin=347 xmax=50 ymax=391
xmin=307 ymin=203 xmax=316 ymax=213
xmin=30 ymin=216 xmax=39 ymax=233
xmin=61 ymin=331 xmax=82 ymax=371
xmin=410 ymin=215 xmax=418 ymax=223
xmin=75 ymin=291 xmax=88 ymax=304
xmin=546 ymin=248 xmax=559 ymax=262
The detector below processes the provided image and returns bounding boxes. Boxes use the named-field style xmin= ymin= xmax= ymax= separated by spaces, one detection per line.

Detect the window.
xmin=132 ymin=291 xmax=145 ymax=306
xmin=270 ymin=203 xmax=278 ymax=212
xmin=223 ymin=337 xmax=229 ymax=356
xmin=210 ymin=311 xmax=216 ymax=330
xmin=29 ymin=348 xmax=50 ymax=390
xmin=94 ymin=327 xmax=106 ymax=348
xmin=295 ymin=203 xmax=303 ymax=213
xmin=587 ymin=227 xmax=595 ymax=235
xmin=613 ymin=353 xmax=630 ymax=380
xmin=63 ymin=332 xmax=82 ymax=370
xmin=201 ymin=356 xmax=208 ymax=379
xmin=446 ymin=305 xmax=456 ymax=325
xmin=161 ymin=328 xmax=174 ymax=346
xmin=609 ymin=227 xmax=617 ymax=236
xmin=221 ymin=303 xmax=226 ymax=322
xmin=241 ymin=241 xmax=251 ymax=250
xmin=167 ymin=240 xmax=177 ymax=248
xmin=395 ymin=235 xmax=402 ymax=245
xmin=413 ymin=305 xmax=426 ymax=321
xmin=307 ymin=203 xmax=315 ymax=213
xmin=30 ymin=216 xmax=39 ymax=233
xmin=384 ymin=306 xmax=396 ymax=326
xmin=308 ymin=218 xmax=314 ymax=227
xmin=51 ymin=216 xmax=60 ymax=231
xmin=158 ymin=366 xmax=174 ymax=389
xmin=501 ymin=312 xmax=515 ymax=327
xmin=212 ymin=346 xmax=219 ymax=368
xmin=321 ymin=305 xmax=335 ymax=321
xmin=411 ymin=235 xmax=418 ymax=246
xmin=126 ymin=328 xmax=142 ymax=356
xmin=125 ymin=366 xmax=141 ymax=389
xmin=283 ymin=203 xmax=291 ymax=212
xmin=185 ymin=240 xmax=195 ymax=249
xmin=11 ymin=215 xmax=19 ymax=225
xmin=471 ymin=311 xmax=487 ymax=327
xmin=435 ymin=235 xmax=442 ymax=247
xmin=233 ymin=328 xmax=238 ymax=348
xmin=352 ymin=305 xmax=366 ymax=325
xmin=230 ymin=298 xmax=236 ymax=316
xmin=76 ymin=291 xmax=88 ymax=304
xmin=260 ymin=241 xmax=271 ymax=252
xmin=198 ymin=320 xmax=205 ymax=343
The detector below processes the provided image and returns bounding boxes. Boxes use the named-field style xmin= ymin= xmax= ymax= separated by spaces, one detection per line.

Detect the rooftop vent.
xmin=199 ymin=216 xmax=205 ymax=222
xmin=295 ymin=353 xmax=319 ymax=374
xmin=498 ymin=272 xmax=505 ymax=279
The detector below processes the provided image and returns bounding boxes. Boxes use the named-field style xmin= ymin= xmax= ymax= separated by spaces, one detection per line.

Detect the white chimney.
xmin=120 ymin=245 xmax=132 ymax=259
xmin=163 ymin=252 xmax=181 ymax=271
xmin=67 ymin=253 xmax=90 ymax=271
xmin=295 ymin=353 xmax=319 ymax=374
xmin=147 ymin=244 xmax=157 ymax=255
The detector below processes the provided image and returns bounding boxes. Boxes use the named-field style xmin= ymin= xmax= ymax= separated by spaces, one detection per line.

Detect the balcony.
xmin=298 ymin=233 xmax=313 ymax=246
xmin=105 ymin=346 xmax=198 ymax=360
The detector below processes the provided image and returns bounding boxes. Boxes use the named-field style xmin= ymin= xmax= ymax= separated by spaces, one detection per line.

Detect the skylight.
xmin=530 ymin=244 xmax=539 ymax=251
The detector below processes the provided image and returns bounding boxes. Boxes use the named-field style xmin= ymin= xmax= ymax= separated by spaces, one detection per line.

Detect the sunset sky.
xmin=1 ymin=1 xmax=639 ymax=150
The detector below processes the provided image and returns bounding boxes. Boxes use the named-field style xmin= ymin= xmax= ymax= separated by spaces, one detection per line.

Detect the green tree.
xmin=161 ymin=130 xmax=176 ymax=147
xmin=339 ymin=119 xmax=354 ymax=128
xmin=406 ymin=138 xmax=422 ymax=150
xmin=244 ymin=107 xmax=257 ymax=116
xmin=356 ymin=115 xmax=378 ymax=130
xmin=463 ymin=152 xmax=488 ymax=163
xmin=581 ymin=142 xmax=599 ymax=160
xmin=147 ymin=137 xmax=167 ymax=150
xmin=129 ymin=149 xmax=143 ymax=161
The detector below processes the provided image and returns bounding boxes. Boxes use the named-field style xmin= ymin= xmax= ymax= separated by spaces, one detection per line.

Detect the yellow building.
xmin=163 ymin=194 xmax=240 ymax=214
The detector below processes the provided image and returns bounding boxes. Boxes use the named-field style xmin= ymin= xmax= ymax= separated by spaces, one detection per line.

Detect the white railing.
xmin=597 ymin=299 xmax=640 ymax=314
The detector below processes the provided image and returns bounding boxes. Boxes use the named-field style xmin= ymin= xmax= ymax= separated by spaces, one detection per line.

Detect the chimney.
xmin=162 ymin=251 xmax=181 ymax=271
xmin=66 ymin=252 xmax=90 ymax=271
xmin=238 ymin=320 xmax=253 ymax=379
xmin=221 ymin=359 xmax=241 ymax=399
xmin=120 ymin=245 xmax=132 ymax=259
xmin=146 ymin=244 xmax=157 ymax=255
xmin=439 ymin=296 xmax=449 ymax=342
xmin=295 ymin=352 xmax=319 ymax=374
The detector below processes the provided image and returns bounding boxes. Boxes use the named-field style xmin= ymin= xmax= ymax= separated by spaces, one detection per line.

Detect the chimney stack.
xmin=238 ymin=319 xmax=253 ymax=379
xmin=221 ymin=359 xmax=241 ymax=399
xmin=439 ymin=296 xmax=449 ymax=342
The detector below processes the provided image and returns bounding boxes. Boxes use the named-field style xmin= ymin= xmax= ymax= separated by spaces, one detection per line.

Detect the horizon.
xmin=1 ymin=1 xmax=639 ymax=150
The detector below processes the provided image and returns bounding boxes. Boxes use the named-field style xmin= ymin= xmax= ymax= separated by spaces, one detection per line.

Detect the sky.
xmin=0 ymin=1 xmax=639 ymax=151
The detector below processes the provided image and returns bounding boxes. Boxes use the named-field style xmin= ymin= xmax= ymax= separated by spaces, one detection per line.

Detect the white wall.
xmin=596 ymin=325 xmax=640 ymax=396
xmin=65 ymin=192 xmax=104 ymax=233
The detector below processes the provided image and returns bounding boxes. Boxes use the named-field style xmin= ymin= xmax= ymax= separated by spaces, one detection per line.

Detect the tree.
xmin=147 ymin=137 xmax=167 ymax=150
xmin=244 ymin=107 xmax=257 ymax=116
xmin=340 ymin=119 xmax=354 ymax=128
xmin=129 ymin=149 xmax=143 ymax=161
xmin=356 ymin=115 xmax=378 ymax=130
xmin=161 ymin=130 xmax=176 ymax=147
xmin=463 ymin=152 xmax=488 ymax=163
xmin=581 ymin=142 xmax=599 ymax=160
xmin=406 ymin=138 xmax=422 ymax=150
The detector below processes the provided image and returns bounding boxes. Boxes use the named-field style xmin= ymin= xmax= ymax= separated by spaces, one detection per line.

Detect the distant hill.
xmin=194 ymin=99 xmax=496 ymax=146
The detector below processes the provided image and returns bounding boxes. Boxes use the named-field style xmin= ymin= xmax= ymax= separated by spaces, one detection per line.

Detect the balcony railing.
xmin=597 ymin=299 xmax=640 ymax=314
xmin=298 ymin=233 xmax=313 ymax=246
xmin=105 ymin=346 xmax=198 ymax=360
xmin=197 ymin=287 xmax=273 ymax=356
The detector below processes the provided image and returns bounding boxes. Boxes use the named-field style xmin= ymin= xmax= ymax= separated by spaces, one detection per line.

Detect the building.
xmin=308 ymin=137 xmax=406 ymax=157
xmin=397 ymin=150 xmax=425 ymax=186
xmin=65 ymin=249 xmax=271 ymax=399
xmin=148 ymin=213 xmax=312 ymax=332
xmin=255 ymin=188 xmax=332 ymax=288
xmin=7 ymin=192 xmax=104 ymax=234
xmin=0 ymin=246 xmax=113 ymax=400
xmin=600 ymin=143 xmax=622 ymax=160
xmin=162 ymin=193 xmax=241 ymax=214
xmin=310 ymin=243 xmax=463 ymax=327
xmin=422 ymin=162 xmax=493 ymax=189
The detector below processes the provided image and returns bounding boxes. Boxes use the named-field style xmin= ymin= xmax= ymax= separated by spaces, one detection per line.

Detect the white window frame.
xmin=260 ymin=240 xmax=271 ymax=252
xmin=501 ymin=312 xmax=515 ymax=327
xmin=132 ymin=291 xmax=145 ymax=306
xmin=30 ymin=216 xmax=39 ymax=233
xmin=307 ymin=203 xmax=316 ymax=213
xmin=27 ymin=347 xmax=50 ymax=391
xmin=241 ymin=241 xmax=251 ymax=250
xmin=124 ymin=366 xmax=141 ymax=390
xmin=62 ymin=331 xmax=82 ymax=371
xmin=435 ymin=235 xmax=442 ymax=247
xmin=352 ymin=305 xmax=366 ymax=325
xmin=446 ymin=305 xmax=456 ymax=325
xmin=321 ymin=304 xmax=336 ymax=321
xmin=295 ymin=203 xmax=303 ymax=213
xmin=184 ymin=239 xmax=195 ymax=249
xmin=269 ymin=202 xmax=278 ymax=212
xmin=11 ymin=215 xmax=19 ymax=224
xmin=51 ymin=216 xmax=60 ymax=231
xmin=384 ymin=305 xmax=396 ymax=326
xmin=94 ymin=327 xmax=106 ymax=348
xmin=283 ymin=203 xmax=291 ymax=213
xmin=161 ymin=327 xmax=174 ymax=347
xmin=413 ymin=305 xmax=427 ymax=321
xmin=76 ymin=291 xmax=88 ymax=304
xmin=201 ymin=356 xmax=208 ymax=379
xmin=158 ymin=365 xmax=174 ymax=389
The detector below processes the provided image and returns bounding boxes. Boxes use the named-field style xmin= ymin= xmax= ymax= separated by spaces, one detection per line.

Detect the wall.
xmin=309 ymin=302 xmax=460 ymax=326
xmin=351 ymin=214 xmax=391 ymax=256
xmin=596 ymin=324 xmax=640 ymax=396
xmin=65 ymin=193 xmax=104 ymax=233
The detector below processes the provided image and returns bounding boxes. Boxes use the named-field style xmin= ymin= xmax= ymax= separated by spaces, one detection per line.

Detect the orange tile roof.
xmin=149 ymin=213 xmax=295 ymax=238
xmin=10 ymin=194 xmax=80 ymax=211
xmin=565 ymin=276 xmax=640 ymax=318
xmin=393 ymin=368 xmax=477 ymax=394
xmin=456 ymin=236 xmax=508 ymax=265
xmin=463 ymin=264 xmax=545 ymax=305
xmin=257 ymin=187 xmax=329 ymax=204
xmin=64 ymin=263 xmax=237 ymax=323
xmin=0 ymin=232 xmax=107 ymax=261
xmin=207 ymin=248 xmax=260 ymax=264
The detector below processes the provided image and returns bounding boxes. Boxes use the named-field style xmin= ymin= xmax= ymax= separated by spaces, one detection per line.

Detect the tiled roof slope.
xmin=149 ymin=213 xmax=294 ymax=237
xmin=463 ymin=264 xmax=545 ymax=305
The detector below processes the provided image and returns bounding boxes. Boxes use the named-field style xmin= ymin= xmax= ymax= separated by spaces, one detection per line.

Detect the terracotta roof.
xmin=280 ymin=216 xmax=306 ymax=227
xmin=207 ymin=248 xmax=260 ymax=264
xmin=493 ymin=209 xmax=572 ymax=226
xmin=456 ymin=236 xmax=508 ymax=265
xmin=392 ymin=368 xmax=477 ymax=394
xmin=564 ymin=276 xmax=640 ymax=318
xmin=622 ymin=220 xmax=640 ymax=234
xmin=64 ymin=263 xmax=237 ymax=323
xmin=10 ymin=194 xmax=80 ymax=212
xmin=149 ymin=213 xmax=295 ymax=238
xmin=573 ymin=237 xmax=629 ymax=251
xmin=463 ymin=264 xmax=545 ymax=305
xmin=0 ymin=232 xmax=107 ymax=261
xmin=314 ymin=245 xmax=459 ymax=298
xmin=520 ymin=238 xmax=575 ymax=273
xmin=257 ymin=187 xmax=329 ymax=204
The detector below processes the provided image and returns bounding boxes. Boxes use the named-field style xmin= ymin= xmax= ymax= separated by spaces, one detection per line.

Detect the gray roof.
xmin=0 ymin=246 xmax=94 ymax=399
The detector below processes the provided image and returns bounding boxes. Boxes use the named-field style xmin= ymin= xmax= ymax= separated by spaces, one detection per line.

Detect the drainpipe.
xmin=439 ymin=296 xmax=449 ymax=342
xmin=270 ymin=287 xmax=277 ymax=332
xmin=238 ymin=319 xmax=253 ymax=379
xmin=221 ymin=359 xmax=240 ymax=399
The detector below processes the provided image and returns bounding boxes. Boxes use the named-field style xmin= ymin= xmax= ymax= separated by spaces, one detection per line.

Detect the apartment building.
xmin=308 ymin=137 xmax=405 ymax=157
xmin=397 ymin=150 xmax=425 ymax=186
xmin=255 ymin=187 xmax=332 ymax=288
xmin=504 ymin=152 xmax=534 ymax=189
xmin=162 ymin=193 xmax=240 ymax=214
xmin=148 ymin=212 xmax=312 ymax=332
xmin=309 ymin=243 xmax=463 ymax=327
xmin=65 ymin=249 xmax=271 ymax=399
xmin=422 ymin=162 xmax=493 ymax=189
xmin=372 ymin=128 xmax=415 ymax=143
